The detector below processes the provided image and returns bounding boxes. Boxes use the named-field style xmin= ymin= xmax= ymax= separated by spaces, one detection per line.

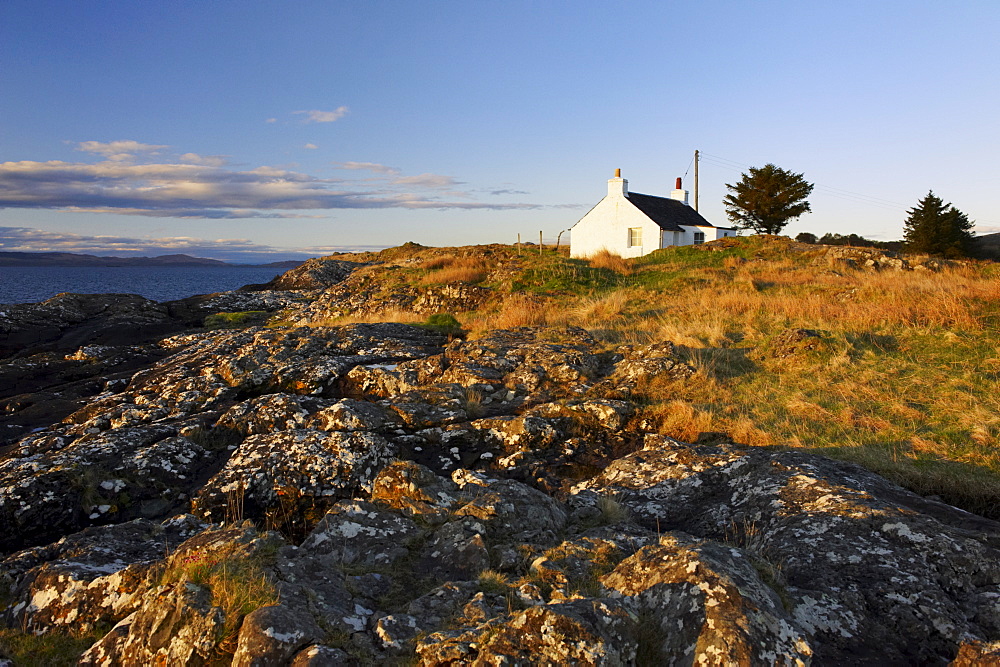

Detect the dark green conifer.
xmin=902 ymin=191 xmax=974 ymax=258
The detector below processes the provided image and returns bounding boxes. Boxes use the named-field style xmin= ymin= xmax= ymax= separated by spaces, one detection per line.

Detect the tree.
xmin=902 ymin=191 xmax=975 ymax=258
xmin=723 ymin=164 xmax=814 ymax=234
xmin=795 ymin=232 xmax=818 ymax=244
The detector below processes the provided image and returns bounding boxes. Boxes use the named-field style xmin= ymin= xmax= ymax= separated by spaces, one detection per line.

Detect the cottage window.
xmin=628 ymin=227 xmax=642 ymax=247
xmin=693 ymin=231 xmax=705 ymax=245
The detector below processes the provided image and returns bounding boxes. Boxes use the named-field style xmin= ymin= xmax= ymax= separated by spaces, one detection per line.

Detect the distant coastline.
xmin=0 ymin=251 xmax=303 ymax=269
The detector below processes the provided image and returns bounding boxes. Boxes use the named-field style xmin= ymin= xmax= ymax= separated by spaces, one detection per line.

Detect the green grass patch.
xmin=417 ymin=313 xmax=464 ymax=337
xmin=510 ymin=256 xmax=623 ymax=294
xmin=0 ymin=627 xmax=108 ymax=667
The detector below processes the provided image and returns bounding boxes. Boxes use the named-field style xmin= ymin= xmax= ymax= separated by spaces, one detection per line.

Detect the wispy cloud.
xmin=294 ymin=107 xmax=349 ymax=123
xmin=265 ymin=118 xmax=277 ymax=124
xmin=0 ymin=157 xmax=539 ymax=218
xmin=392 ymin=173 xmax=461 ymax=189
xmin=488 ymin=188 xmax=530 ymax=196
xmin=75 ymin=140 xmax=169 ymax=162
xmin=76 ymin=140 xmax=168 ymax=156
xmin=333 ymin=161 xmax=401 ymax=175
xmin=303 ymin=143 xmax=318 ymax=150
xmin=179 ymin=153 xmax=229 ymax=167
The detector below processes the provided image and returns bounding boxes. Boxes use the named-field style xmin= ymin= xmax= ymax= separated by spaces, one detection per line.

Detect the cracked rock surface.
xmin=1 ymin=298 xmax=999 ymax=664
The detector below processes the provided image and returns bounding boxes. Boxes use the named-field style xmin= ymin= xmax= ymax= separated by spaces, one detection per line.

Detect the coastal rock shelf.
xmin=2 ymin=251 xmax=1000 ymax=664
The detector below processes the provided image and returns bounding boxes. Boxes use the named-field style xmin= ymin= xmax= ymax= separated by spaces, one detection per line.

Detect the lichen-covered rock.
xmin=1 ymin=515 xmax=207 ymax=634
xmin=78 ymin=581 xmax=225 ymax=666
xmin=191 ymin=430 xmax=396 ymax=523
xmin=289 ymin=644 xmax=355 ymax=665
xmin=215 ymin=393 xmax=333 ymax=435
xmin=307 ymin=398 xmax=400 ymax=432
xmin=370 ymin=460 xmax=464 ymax=520
xmin=298 ymin=500 xmax=420 ymax=569
xmin=418 ymin=519 xmax=490 ymax=581
xmin=417 ymin=598 xmax=640 ymax=666
xmin=121 ymin=323 xmax=447 ymax=419
xmin=601 ymin=532 xmax=812 ymax=665
xmin=452 ymin=469 xmax=567 ymax=545
xmin=0 ymin=425 xmax=203 ymax=551
xmin=375 ymin=613 xmax=421 ymax=651
xmin=231 ymin=604 xmax=324 ymax=667
xmin=608 ymin=340 xmax=695 ymax=385
xmin=579 ymin=436 xmax=1000 ymax=664
xmin=0 ymin=293 xmax=178 ymax=357
xmin=257 ymin=258 xmax=361 ymax=291
xmin=405 ymin=581 xmax=478 ymax=631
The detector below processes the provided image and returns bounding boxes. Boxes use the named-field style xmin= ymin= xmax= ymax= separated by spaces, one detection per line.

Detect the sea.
xmin=0 ymin=265 xmax=287 ymax=305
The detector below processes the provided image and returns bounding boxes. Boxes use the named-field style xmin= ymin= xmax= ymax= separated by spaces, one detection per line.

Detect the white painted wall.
xmin=570 ymin=175 xmax=737 ymax=258
xmin=570 ymin=178 xmax=664 ymax=259
xmin=674 ymin=225 xmax=736 ymax=245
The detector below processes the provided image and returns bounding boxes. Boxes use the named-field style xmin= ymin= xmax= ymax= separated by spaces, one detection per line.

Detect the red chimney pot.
xmin=675 ymin=177 xmax=682 ymax=189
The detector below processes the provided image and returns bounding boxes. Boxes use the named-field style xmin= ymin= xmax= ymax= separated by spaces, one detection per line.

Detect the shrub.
xmin=204 ymin=311 xmax=270 ymax=329
xmin=419 ymin=313 xmax=464 ymax=337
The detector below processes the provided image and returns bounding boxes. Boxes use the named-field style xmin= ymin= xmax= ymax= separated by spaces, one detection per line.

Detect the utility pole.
xmin=694 ymin=149 xmax=700 ymax=212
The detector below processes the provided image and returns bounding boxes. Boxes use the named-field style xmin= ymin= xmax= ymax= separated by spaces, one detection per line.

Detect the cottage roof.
xmin=625 ymin=192 xmax=722 ymax=231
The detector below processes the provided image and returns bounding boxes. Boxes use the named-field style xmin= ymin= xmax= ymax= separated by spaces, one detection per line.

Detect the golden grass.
xmin=586 ymin=249 xmax=634 ymax=274
xmin=420 ymin=255 xmax=489 ymax=284
xmin=492 ymin=294 xmax=549 ymax=328
xmin=304 ymin=308 xmax=425 ymax=328
xmin=159 ymin=533 xmax=279 ymax=656
xmin=293 ymin=238 xmax=1000 ymax=517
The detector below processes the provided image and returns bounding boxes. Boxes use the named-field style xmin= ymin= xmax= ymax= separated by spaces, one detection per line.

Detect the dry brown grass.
xmin=492 ymin=294 xmax=549 ymax=328
xmin=587 ymin=249 xmax=634 ymax=275
xmin=304 ymin=309 xmax=425 ymax=327
xmin=420 ymin=255 xmax=489 ymax=284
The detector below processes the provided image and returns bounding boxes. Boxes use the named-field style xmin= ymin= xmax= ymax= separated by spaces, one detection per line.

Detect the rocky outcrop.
xmin=250 ymin=257 xmax=362 ymax=291
xmin=0 ymin=293 xmax=179 ymax=357
xmin=2 ymin=316 xmax=999 ymax=665
xmin=291 ymin=282 xmax=493 ymax=324
xmin=821 ymin=245 xmax=964 ymax=272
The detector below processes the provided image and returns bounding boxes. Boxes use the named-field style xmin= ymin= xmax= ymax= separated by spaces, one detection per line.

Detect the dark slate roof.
xmin=626 ymin=192 xmax=723 ymax=231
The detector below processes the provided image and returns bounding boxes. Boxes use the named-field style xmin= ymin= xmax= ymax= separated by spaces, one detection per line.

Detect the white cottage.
xmin=570 ymin=170 xmax=735 ymax=258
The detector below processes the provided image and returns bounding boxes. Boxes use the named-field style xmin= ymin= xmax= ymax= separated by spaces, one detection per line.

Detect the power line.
xmin=699 ymin=152 xmax=908 ymax=211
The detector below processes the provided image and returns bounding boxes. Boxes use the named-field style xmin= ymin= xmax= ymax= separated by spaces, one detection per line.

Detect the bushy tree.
xmin=818 ymin=233 xmax=901 ymax=251
xmin=723 ymin=164 xmax=814 ymax=234
xmin=795 ymin=232 xmax=818 ymax=244
xmin=902 ymin=191 xmax=974 ymax=258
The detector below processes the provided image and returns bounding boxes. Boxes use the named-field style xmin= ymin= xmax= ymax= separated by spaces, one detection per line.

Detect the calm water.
xmin=0 ymin=266 xmax=287 ymax=305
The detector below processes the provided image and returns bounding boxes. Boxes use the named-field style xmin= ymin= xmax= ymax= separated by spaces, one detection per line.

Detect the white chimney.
xmin=608 ymin=168 xmax=628 ymax=197
xmin=670 ymin=177 xmax=689 ymax=205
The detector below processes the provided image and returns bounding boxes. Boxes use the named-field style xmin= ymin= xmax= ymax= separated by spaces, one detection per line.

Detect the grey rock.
xmin=232 ymin=604 xmax=324 ymax=667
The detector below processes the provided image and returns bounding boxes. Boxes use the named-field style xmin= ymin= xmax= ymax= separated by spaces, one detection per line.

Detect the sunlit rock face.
xmin=1 ymin=290 xmax=999 ymax=665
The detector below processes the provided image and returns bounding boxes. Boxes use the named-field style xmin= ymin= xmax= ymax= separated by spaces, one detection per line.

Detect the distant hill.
xmin=0 ymin=251 xmax=303 ymax=268
xmin=971 ymin=232 xmax=1000 ymax=260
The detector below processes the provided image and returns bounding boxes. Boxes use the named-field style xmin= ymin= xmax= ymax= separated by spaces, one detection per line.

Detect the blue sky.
xmin=2 ymin=1 xmax=998 ymax=261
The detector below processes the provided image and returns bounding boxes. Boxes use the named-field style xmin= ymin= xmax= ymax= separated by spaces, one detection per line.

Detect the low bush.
xmin=204 ymin=310 xmax=270 ymax=329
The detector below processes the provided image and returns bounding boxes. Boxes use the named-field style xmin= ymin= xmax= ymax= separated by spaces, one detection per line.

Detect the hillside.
xmin=0 ymin=251 xmax=304 ymax=268
xmin=2 ymin=236 xmax=1000 ymax=664
xmin=267 ymin=236 xmax=1000 ymax=516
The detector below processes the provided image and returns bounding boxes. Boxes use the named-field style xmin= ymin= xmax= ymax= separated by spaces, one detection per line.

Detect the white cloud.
xmin=76 ymin=140 xmax=168 ymax=159
xmin=304 ymin=143 xmax=318 ymax=150
xmin=393 ymin=173 xmax=460 ymax=189
xmin=334 ymin=162 xmax=399 ymax=175
xmin=332 ymin=161 xmax=401 ymax=175
xmin=0 ymin=158 xmax=539 ymax=217
xmin=294 ymin=107 xmax=349 ymax=123
xmin=265 ymin=118 xmax=277 ymax=123
xmin=179 ymin=153 xmax=228 ymax=167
